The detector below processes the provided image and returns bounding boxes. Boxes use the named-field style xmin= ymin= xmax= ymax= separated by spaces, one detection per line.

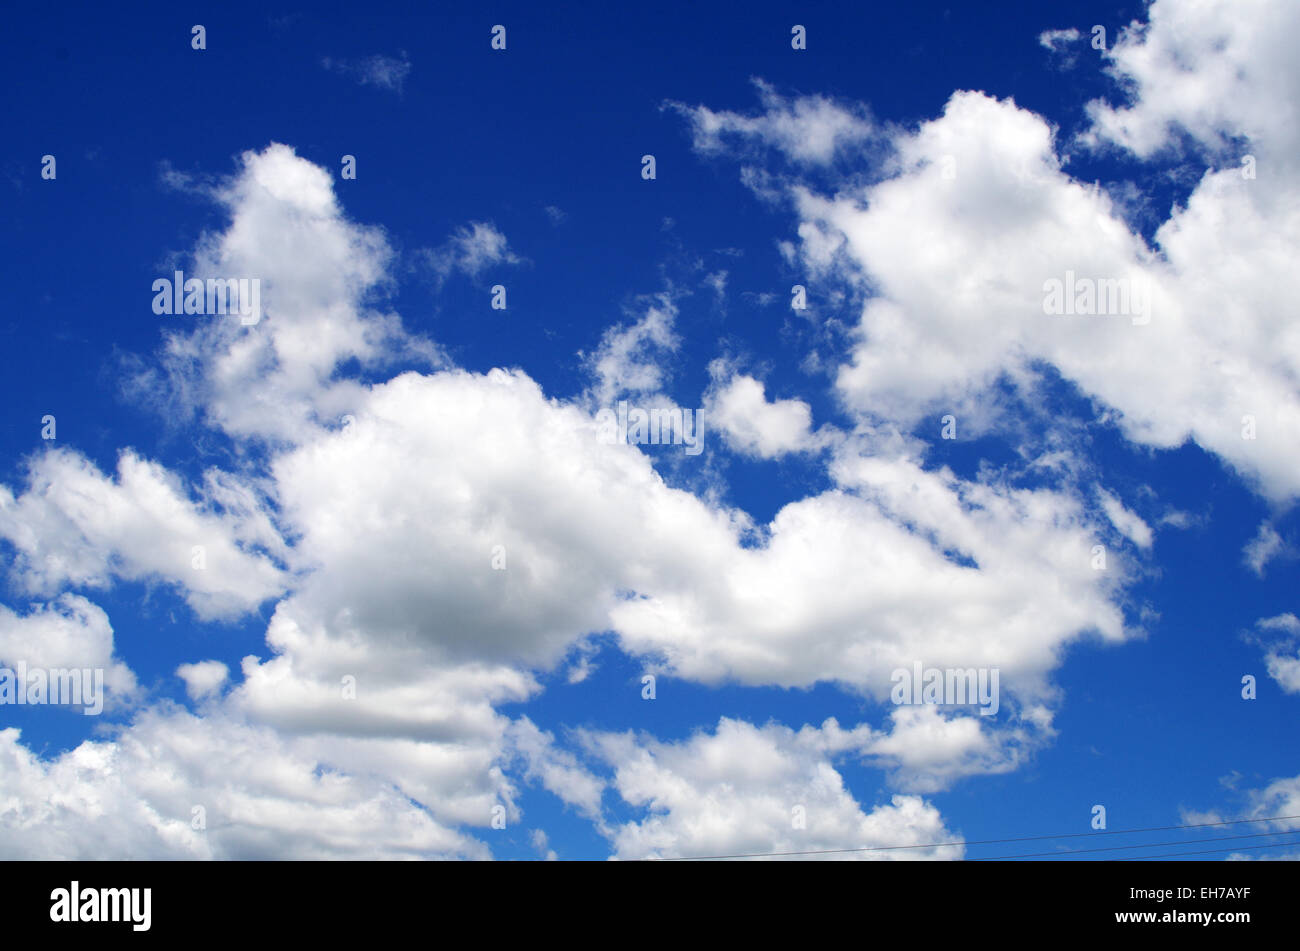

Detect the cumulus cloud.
xmin=0 ymin=449 xmax=287 ymax=621
xmin=862 ymin=704 xmax=1043 ymax=793
xmin=0 ymin=710 xmax=485 ymax=859
xmin=13 ymin=0 xmax=1284 ymax=856
xmin=673 ymin=5 xmax=1300 ymax=504
xmin=509 ymin=718 xmax=606 ymax=821
xmin=0 ymin=595 xmax=138 ymax=708
xmin=584 ymin=717 xmax=963 ymax=860
xmin=131 ymin=143 xmax=440 ymax=442
xmin=0 ymin=120 xmax=1103 ymax=859
xmin=176 ymin=661 xmax=229 ymax=701
xmin=612 ymin=448 xmax=1133 ymax=703
xmin=4 ymin=140 xmax=1115 ymax=854
xmin=581 ymin=293 xmax=680 ymax=407
xmin=703 ymin=369 xmax=826 ymax=458
xmin=1249 ymin=614 xmax=1300 ymax=694
xmin=1082 ymin=1 xmax=1300 ymax=163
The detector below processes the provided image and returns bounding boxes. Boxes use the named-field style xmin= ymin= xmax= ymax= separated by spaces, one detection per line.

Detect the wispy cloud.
xmin=417 ymin=221 xmax=524 ymax=287
xmin=321 ymin=51 xmax=412 ymax=93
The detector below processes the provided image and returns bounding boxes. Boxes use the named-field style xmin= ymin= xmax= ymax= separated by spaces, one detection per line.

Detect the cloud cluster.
xmin=672 ymin=1 xmax=1300 ymax=503
xmin=2 ymin=0 xmax=1292 ymax=858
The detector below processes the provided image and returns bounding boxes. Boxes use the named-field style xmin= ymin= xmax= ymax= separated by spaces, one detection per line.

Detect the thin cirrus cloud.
xmin=320 ymin=51 xmax=412 ymax=93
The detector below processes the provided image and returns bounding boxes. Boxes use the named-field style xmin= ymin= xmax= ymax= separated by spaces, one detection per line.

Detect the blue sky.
xmin=1 ymin=0 xmax=1298 ymax=860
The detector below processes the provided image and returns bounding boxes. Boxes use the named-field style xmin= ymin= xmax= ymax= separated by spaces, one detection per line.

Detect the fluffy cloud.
xmin=581 ymin=293 xmax=680 ymax=407
xmin=136 ymin=143 xmax=439 ymax=442
xmin=703 ymin=370 xmax=825 ymax=458
xmin=0 ymin=710 xmax=484 ymax=859
xmin=0 ymin=449 xmax=286 ymax=621
xmin=176 ymin=661 xmax=229 ymax=701
xmin=612 ymin=449 xmax=1132 ymax=704
xmin=509 ymin=718 xmax=606 ymax=821
xmin=863 ymin=704 xmax=1041 ymax=794
xmin=0 ymin=595 xmax=138 ymax=707
xmin=5 ymin=122 xmax=1137 ymax=826
xmin=585 ymin=717 xmax=962 ymax=860
xmin=1250 ymin=614 xmax=1300 ymax=694
xmin=18 ymin=0 xmax=1285 ymax=856
xmin=1083 ymin=1 xmax=1300 ymax=164
xmin=674 ymin=3 xmax=1300 ymax=504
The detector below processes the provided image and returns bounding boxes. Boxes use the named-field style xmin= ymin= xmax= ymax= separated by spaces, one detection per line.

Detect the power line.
xmin=667 ymin=813 xmax=1300 ymax=861
xmin=980 ymin=829 xmax=1300 ymax=861
xmin=1121 ymin=840 xmax=1300 ymax=861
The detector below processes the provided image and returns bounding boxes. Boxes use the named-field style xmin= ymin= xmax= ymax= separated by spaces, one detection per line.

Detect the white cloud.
xmin=134 ymin=143 xmax=440 ymax=442
xmin=0 ymin=595 xmax=138 ymax=708
xmin=1083 ymin=1 xmax=1300 ymax=164
xmin=0 ymin=109 xmax=1175 ymax=857
xmin=703 ymin=370 xmax=825 ymax=458
xmin=612 ymin=448 xmax=1133 ymax=704
xmin=0 ymin=449 xmax=287 ymax=621
xmin=0 ymin=710 xmax=485 ymax=859
xmin=1 ymin=1 xmax=1274 ymax=862
xmin=1251 ymin=614 xmax=1300 ymax=694
xmin=862 ymin=704 xmax=1041 ymax=793
xmin=530 ymin=827 xmax=558 ymax=860
xmin=1038 ymin=28 xmax=1082 ymax=51
xmin=420 ymin=221 xmax=523 ymax=286
xmin=667 ymin=79 xmax=877 ymax=166
xmin=1243 ymin=521 xmax=1283 ymax=576
xmin=176 ymin=661 xmax=229 ymax=701
xmin=585 ymin=717 xmax=963 ymax=860
xmin=1186 ymin=771 xmax=1300 ymax=847
xmin=321 ymin=52 xmax=412 ymax=93
xmin=732 ymin=76 xmax=1300 ymax=501
xmin=703 ymin=269 xmax=727 ymax=303
xmin=662 ymin=2 xmax=1300 ymax=504
xmin=1097 ymin=487 xmax=1154 ymax=549
xmin=581 ymin=293 xmax=680 ymax=406
xmin=509 ymin=718 xmax=606 ymax=821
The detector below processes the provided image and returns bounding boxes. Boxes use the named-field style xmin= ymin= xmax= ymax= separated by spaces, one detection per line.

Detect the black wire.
xmin=980 ymin=829 xmax=1300 ymax=861
xmin=1119 ymin=840 xmax=1300 ymax=861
